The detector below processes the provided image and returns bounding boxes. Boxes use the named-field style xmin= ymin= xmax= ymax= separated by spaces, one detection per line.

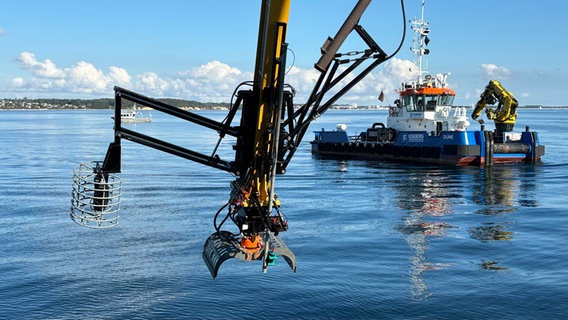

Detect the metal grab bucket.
xmin=70 ymin=161 xmax=122 ymax=228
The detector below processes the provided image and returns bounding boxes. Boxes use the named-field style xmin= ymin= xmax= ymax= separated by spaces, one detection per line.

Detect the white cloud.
xmin=177 ymin=61 xmax=252 ymax=101
xmin=281 ymin=58 xmax=418 ymax=105
xmin=0 ymin=28 xmax=5 ymax=36
xmin=130 ymin=61 xmax=253 ymax=102
xmin=373 ymin=58 xmax=417 ymax=93
xmin=136 ymin=72 xmax=170 ymax=95
xmin=11 ymin=77 xmax=24 ymax=87
xmin=9 ymin=51 xmax=419 ymax=105
xmin=17 ymin=52 xmax=65 ymax=78
xmin=67 ymin=61 xmax=108 ymax=92
xmin=284 ymin=66 xmax=322 ymax=95
xmin=480 ymin=63 xmax=510 ymax=78
xmin=108 ymin=66 xmax=132 ymax=87
xmin=186 ymin=60 xmax=242 ymax=82
xmin=12 ymin=51 xmax=132 ymax=95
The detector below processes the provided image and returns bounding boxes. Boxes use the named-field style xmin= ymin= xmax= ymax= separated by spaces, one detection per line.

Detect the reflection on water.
xmin=468 ymin=223 xmax=513 ymax=241
xmin=471 ymin=166 xmax=517 ymax=215
xmin=468 ymin=167 xmax=519 ymax=245
xmin=480 ymin=260 xmax=509 ymax=271
xmin=468 ymin=165 xmax=539 ymax=242
xmin=390 ymin=164 xmax=540 ymax=299
xmin=391 ymin=167 xmax=457 ymax=299
xmin=310 ymin=154 xmax=543 ymax=300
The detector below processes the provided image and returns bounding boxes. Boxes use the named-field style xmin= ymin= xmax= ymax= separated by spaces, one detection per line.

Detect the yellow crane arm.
xmin=472 ymin=80 xmax=518 ymax=125
xmin=250 ymin=0 xmax=290 ymax=207
xmin=74 ymin=0 xmax=401 ymax=278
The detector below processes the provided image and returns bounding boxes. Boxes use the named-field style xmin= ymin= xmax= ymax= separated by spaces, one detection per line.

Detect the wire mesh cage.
xmin=70 ymin=161 xmax=122 ymax=228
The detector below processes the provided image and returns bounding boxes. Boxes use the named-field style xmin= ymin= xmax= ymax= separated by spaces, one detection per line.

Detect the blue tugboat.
xmin=311 ymin=2 xmax=544 ymax=166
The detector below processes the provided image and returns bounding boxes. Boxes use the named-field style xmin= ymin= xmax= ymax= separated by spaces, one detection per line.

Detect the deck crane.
xmin=70 ymin=0 xmax=406 ymax=278
xmin=472 ymin=80 xmax=518 ymax=138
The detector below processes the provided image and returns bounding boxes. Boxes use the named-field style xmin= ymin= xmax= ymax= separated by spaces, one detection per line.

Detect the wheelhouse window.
xmin=438 ymin=94 xmax=455 ymax=106
xmin=424 ymin=95 xmax=438 ymax=111
xmin=402 ymin=95 xmax=417 ymax=111
xmin=401 ymin=94 xmax=455 ymax=111
xmin=403 ymin=95 xmax=434 ymax=112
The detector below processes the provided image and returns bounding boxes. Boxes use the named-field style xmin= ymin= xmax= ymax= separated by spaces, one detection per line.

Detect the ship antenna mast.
xmin=410 ymin=0 xmax=430 ymax=85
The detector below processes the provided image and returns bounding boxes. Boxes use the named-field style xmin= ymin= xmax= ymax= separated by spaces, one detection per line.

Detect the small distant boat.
xmin=112 ymin=105 xmax=151 ymax=123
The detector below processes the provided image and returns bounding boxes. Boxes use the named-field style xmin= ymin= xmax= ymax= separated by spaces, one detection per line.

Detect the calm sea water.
xmin=1 ymin=108 xmax=567 ymax=319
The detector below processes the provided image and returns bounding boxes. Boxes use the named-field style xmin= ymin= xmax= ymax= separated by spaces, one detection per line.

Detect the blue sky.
xmin=1 ymin=0 xmax=566 ymax=106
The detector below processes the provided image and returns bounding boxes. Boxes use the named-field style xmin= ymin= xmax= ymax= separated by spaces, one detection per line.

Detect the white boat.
xmin=113 ymin=105 xmax=151 ymax=123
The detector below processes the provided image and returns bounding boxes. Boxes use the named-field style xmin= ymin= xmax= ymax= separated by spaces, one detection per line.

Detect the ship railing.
xmin=453 ymin=106 xmax=468 ymax=118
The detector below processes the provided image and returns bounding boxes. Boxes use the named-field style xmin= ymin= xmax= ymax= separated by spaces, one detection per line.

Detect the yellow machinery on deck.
xmin=472 ymin=80 xmax=518 ymax=136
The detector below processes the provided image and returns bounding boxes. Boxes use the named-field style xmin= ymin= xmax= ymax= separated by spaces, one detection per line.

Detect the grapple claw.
xmin=202 ymin=231 xmax=247 ymax=278
xmin=267 ymin=232 xmax=297 ymax=272
xmin=202 ymin=231 xmax=296 ymax=278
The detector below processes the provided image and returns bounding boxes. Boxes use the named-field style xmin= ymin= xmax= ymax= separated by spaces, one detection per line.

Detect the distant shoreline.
xmin=0 ymin=98 xmax=566 ymax=111
xmin=0 ymin=97 xmax=229 ymax=111
xmin=1 ymin=105 xmax=566 ymax=111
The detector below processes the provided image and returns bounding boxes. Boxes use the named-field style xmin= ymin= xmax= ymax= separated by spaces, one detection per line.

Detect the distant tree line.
xmin=0 ymin=97 xmax=230 ymax=110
